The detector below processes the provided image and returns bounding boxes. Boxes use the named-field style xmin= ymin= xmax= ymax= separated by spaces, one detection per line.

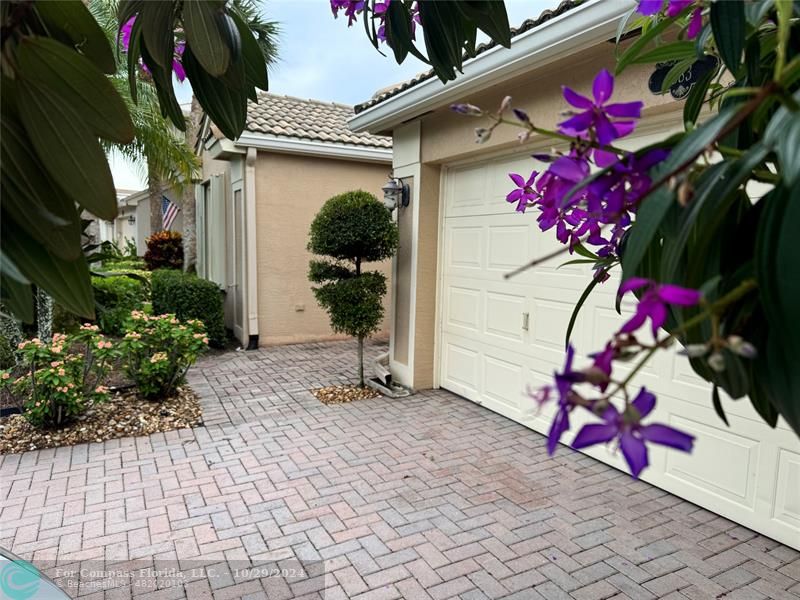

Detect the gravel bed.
xmin=311 ymin=385 xmax=382 ymax=405
xmin=0 ymin=386 xmax=202 ymax=454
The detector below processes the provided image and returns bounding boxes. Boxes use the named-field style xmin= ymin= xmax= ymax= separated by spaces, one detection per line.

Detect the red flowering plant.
xmin=0 ymin=326 xmax=117 ymax=428
xmin=335 ymin=0 xmax=800 ymax=476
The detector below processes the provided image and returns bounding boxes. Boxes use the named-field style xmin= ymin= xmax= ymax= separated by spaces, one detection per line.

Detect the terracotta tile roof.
xmin=353 ymin=0 xmax=583 ymax=115
xmin=246 ymin=93 xmax=392 ymax=149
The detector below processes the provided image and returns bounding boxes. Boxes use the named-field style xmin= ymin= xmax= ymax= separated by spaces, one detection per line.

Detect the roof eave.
xmin=348 ymin=0 xmax=635 ymax=134
xmin=235 ymin=132 xmax=393 ymax=164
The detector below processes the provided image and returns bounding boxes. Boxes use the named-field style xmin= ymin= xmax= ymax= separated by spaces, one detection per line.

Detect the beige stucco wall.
xmin=254 ymin=151 xmax=393 ymax=346
xmin=395 ymin=40 xmax=681 ymax=389
xmin=420 ymin=44 xmax=678 ymax=165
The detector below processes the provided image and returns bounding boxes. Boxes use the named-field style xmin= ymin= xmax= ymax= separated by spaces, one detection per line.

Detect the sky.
xmin=111 ymin=0 xmax=560 ymax=190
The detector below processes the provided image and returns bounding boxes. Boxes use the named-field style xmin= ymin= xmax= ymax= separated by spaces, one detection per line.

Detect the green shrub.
xmin=0 ymin=327 xmax=116 ymax=428
xmin=144 ymin=231 xmax=184 ymax=271
xmin=0 ymin=334 xmax=13 ymax=370
xmin=104 ymin=258 xmax=146 ymax=271
xmin=308 ymin=190 xmax=398 ymax=386
xmin=92 ymin=275 xmax=149 ymax=336
xmin=151 ymin=270 xmax=226 ymax=347
xmin=119 ymin=312 xmax=207 ymax=399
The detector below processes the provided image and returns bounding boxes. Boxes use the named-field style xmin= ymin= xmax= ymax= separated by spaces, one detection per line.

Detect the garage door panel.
xmin=441 ymin=340 xmax=480 ymax=398
xmin=665 ymin=414 xmax=760 ymax=507
xmin=445 ymin=285 xmax=482 ymax=331
xmin=487 ymin=223 xmax=532 ymax=272
xmin=484 ymin=354 xmax=526 ymax=413
xmin=485 ymin=291 xmax=526 ymax=343
xmin=440 ymin=148 xmax=800 ymax=549
xmin=446 ymin=225 xmax=484 ymax=270
xmin=774 ymin=449 xmax=800 ymax=530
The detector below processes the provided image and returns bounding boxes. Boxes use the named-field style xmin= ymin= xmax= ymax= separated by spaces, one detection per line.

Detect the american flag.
xmin=161 ymin=196 xmax=180 ymax=230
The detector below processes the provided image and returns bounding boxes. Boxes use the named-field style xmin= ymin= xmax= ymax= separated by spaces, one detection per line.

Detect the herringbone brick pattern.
xmin=1 ymin=340 xmax=798 ymax=599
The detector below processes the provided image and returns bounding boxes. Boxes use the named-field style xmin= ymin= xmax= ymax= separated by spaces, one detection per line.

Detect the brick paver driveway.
xmin=1 ymin=340 xmax=799 ymax=600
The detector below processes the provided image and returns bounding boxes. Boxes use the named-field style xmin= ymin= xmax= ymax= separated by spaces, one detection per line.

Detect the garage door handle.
xmin=522 ymin=312 xmax=530 ymax=331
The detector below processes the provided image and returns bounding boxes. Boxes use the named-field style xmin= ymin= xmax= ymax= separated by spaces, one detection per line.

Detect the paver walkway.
xmin=1 ymin=340 xmax=799 ymax=600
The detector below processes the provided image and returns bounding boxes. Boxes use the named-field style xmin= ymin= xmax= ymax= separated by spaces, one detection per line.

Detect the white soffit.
xmin=349 ymin=0 xmax=636 ymax=134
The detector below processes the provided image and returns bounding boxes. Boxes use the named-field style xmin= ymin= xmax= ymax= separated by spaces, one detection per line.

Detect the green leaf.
xmin=35 ymin=0 xmax=116 ymax=74
xmin=632 ymin=41 xmax=696 ymax=64
xmin=457 ymin=1 xmax=511 ymax=49
xmin=710 ymin=0 xmax=745 ymax=74
xmin=17 ymin=37 xmax=134 ymax=143
xmin=621 ymin=186 xmax=673 ymax=279
xmin=755 ymin=184 xmax=800 ymax=435
xmin=183 ymin=0 xmax=231 ymax=76
xmin=417 ymin=1 xmax=466 ymax=81
xmin=141 ymin=43 xmax=186 ymax=131
xmin=384 ymin=0 xmax=418 ymax=65
xmin=1 ymin=223 xmax=94 ymax=319
xmin=764 ymin=89 xmax=800 ymax=185
xmin=229 ymin=10 xmax=268 ymax=91
xmin=747 ymin=362 xmax=779 ymax=428
xmin=117 ymin=0 xmax=144 ymax=31
xmin=16 ymin=79 xmax=117 ymax=220
xmin=661 ymin=145 xmax=769 ymax=283
xmin=183 ymin=46 xmax=246 ymax=140
xmin=622 ymin=106 xmax=738 ymax=278
xmin=571 ymin=242 xmax=599 ymax=260
xmin=125 ymin=15 xmax=142 ymax=103
xmin=139 ymin=0 xmax=176 ymax=70
xmin=659 ymin=57 xmax=697 ymax=93
xmin=0 ymin=118 xmax=82 ymax=260
xmin=711 ymin=386 xmax=728 ymax=426
xmin=616 ymin=14 xmax=680 ymax=74
xmin=565 ymin=275 xmax=601 ymax=349
xmin=683 ymin=65 xmax=715 ymax=128
xmin=0 ymin=273 xmax=33 ymax=324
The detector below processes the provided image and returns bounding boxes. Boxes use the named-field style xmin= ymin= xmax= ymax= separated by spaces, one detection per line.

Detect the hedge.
xmin=92 ymin=274 xmax=150 ymax=336
xmin=151 ymin=269 xmax=226 ymax=347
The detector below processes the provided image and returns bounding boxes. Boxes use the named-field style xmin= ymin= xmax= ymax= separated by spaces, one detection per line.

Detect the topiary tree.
xmin=308 ymin=190 xmax=399 ymax=387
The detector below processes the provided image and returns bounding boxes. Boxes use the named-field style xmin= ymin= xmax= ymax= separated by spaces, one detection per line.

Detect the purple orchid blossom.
xmin=120 ymin=17 xmax=186 ymax=82
xmin=637 ymin=0 xmax=703 ymax=39
xmin=546 ymin=345 xmax=589 ymax=454
xmin=558 ymin=69 xmax=644 ymax=146
xmin=331 ymin=0 xmax=365 ymax=26
xmin=572 ymin=388 xmax=695 ymax=477
xmin=506 ymin=171 xmax=539 ymax=213
xmin=619 ymin=277 xmax=702 ymax=337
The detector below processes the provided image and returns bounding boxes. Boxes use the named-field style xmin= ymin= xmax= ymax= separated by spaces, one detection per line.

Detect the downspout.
xmin=245 ymin=147 xmax=259 ymax=349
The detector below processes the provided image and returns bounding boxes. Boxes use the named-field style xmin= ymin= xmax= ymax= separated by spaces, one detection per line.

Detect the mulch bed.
xmin=311 ymin=384 xmax=382 ymax=405
xmin=0 ymin=386 xmax=202 ymax=454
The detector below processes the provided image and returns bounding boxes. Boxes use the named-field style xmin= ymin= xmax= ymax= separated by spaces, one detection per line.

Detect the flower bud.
xmin=499 ymin=96 xmax=512 ymax=114
xmin=450 ymin=103 xmax=483 ymax=116
xmin=582 ymin=366 xmax=609 ymax=387
xmin=677 ymin=180 xmax=694 ymax=207
xmin=678 ymin=343 xmax=709 ymax=358
xmin=475 ymin=127 xmax=492 ymax=144
xmin=513 ymin=108 xmax=530 ymax=123
xmin=727 ymin=335 xmax=757 ymax=359
xmin=707 ymin=351 xmax=726 ymax=372
xmin=517 ymin=130 xmax=531 ymax=143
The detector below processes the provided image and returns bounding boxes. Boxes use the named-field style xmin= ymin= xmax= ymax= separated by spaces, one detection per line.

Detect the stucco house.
xmin=349 ymin=0 xmax=800 ymax=549
xmin=196 ymin=93 xmax=393 ymax=348
xmin=92 ymin=188 xmax=183 ymax=256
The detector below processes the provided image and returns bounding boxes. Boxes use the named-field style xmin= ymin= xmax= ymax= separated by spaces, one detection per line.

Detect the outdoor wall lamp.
xmin=127 ymin=215 xmax=136 ymax=225
xmin=382 ymin=176 xmax=410 ymax=212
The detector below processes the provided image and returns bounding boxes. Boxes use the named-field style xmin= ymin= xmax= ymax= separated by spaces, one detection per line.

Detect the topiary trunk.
xmin=358 ymin=336 xmax=364 ymax=388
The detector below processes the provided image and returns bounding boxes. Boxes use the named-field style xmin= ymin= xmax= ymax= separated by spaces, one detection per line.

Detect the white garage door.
xmin=438 ymin=144 xmax=800 ymax=549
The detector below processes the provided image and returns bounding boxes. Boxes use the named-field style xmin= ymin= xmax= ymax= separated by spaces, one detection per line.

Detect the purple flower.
xmin=572 ymin=388 xmax=694 ymax=477
xmin=589 ymin=342 xmax=615 ymax=392
xmin=506 ymin=171 xmax=539 ymax=213
xmin=618 ymin=278 xmax=702 ymax=337
xmin=331 ymin=0 xmax=365 ymax=26
xmin=558 ymin=69 xmax=644 ymax=145
xmin=120 ymin=16 xmax=186 ymax=82
xmin=637 ymin=0 xmax=703 ymax=39
xmin=546 ymin=345 xmax=588 ymax=454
